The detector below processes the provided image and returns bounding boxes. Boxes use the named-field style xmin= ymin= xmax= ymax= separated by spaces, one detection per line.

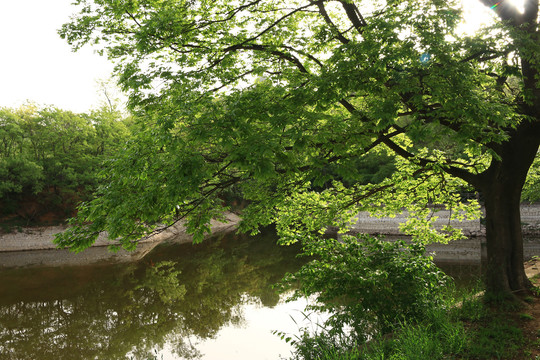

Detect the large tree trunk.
xmin=482 ymin=181 xmax=531 ymax=295
xmin=478 ymin=124 xmax=539 ymax=296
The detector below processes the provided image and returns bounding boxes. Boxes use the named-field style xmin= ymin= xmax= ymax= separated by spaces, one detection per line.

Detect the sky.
xmin=0 ymin=0 xmax=114 ymax=113
xmin=0 ymin=0 xmax=522 ymax=114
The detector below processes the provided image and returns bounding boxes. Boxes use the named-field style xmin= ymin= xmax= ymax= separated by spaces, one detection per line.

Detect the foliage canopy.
xmin=56 ymin=0 xmax=540 ymax=295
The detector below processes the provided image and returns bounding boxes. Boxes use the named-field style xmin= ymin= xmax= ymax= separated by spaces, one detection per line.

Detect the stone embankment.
xmin=350 ymin=204 xmax=540 ymax=237
xmin=349 ymin=204 xmax=540 ymax=263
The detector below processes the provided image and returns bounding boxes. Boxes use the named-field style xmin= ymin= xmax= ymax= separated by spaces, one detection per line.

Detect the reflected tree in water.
xmin=0 ymin=232 xmax=304 ymax=359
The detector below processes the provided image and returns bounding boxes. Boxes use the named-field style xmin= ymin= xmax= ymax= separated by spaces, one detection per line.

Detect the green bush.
xmin=0 ymin=157 xmax=43 ymax=197
xmin=275 ymin=328 xmax=361 ymax=360
xmin=280 ymin=234 xmax=449 ymax=341
xmin=384 ymin=309 xmax=466 ymax=360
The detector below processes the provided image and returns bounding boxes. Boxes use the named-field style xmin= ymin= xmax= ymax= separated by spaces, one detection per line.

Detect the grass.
xmin=464 ymin=314 xmax=523 ymax=359
xmin=370 ymin=290 xmax=540 ymax=360
xmin=520 ymin=312 xmax=535 ymax=320
xmin=368 ymin=309 xmax=467 ymax=360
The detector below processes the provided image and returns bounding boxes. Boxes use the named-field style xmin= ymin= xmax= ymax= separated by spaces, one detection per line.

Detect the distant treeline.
xmin=0 ymin=104 xmax=133 ymax=226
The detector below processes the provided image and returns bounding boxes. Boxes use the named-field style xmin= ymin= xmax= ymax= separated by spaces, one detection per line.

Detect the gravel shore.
xmin=0 ymin=212 xmax=241 ymax=253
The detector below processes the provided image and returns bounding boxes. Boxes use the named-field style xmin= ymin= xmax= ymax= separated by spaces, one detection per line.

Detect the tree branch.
xmin=339 ymin=99 xmax=358 ymax=113
xmin=337 ymin=0 xmax=367 ymax=34
xmin=381 ymin=137 xmax=481 ymax=186
xmin=315 ymin=1 xmax=351 ymax=44
xmin=460 ymin=49 xmax=505 ymax=63
xmin=240 ymin=3 xmax=316 ymax=45
xmin=223 ymin=44 xmax=309 ymax=73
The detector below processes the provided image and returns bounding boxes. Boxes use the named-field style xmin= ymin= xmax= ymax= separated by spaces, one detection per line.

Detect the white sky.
xmin=0 ymin=0 xmax=523 ymax=114
xmin=0 ymin=0 xmax=114 ymax=113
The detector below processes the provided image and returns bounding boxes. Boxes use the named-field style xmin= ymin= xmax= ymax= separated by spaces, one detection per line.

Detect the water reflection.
xmin=0 ymin=230 xmax=307 ymax=360
xmin=436 ymin=261 xmax=482 ymax=288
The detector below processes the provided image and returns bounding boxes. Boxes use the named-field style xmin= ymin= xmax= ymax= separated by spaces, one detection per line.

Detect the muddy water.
xmin=0 ymin=230 xmax=319 ymax=360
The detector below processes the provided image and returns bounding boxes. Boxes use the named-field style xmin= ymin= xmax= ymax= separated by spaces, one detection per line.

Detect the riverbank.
xmin=0 ymin=212 xmax=241 ymax=253
xmin=344 ymin=204 xmax=540 ymax=263
xmin=4 ymin=204 xmax=540 ymax=252
xmin=1 ymin=205 xmax=540 ymax=266
xmin=0 ymin=213 xmax=241 ymax=268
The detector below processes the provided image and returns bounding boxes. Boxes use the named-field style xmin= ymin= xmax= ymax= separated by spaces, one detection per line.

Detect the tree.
xmin=0 ymin=105 xmax=132 ymax=223
xmin=56 ymin=0 xmax=540 ymax=297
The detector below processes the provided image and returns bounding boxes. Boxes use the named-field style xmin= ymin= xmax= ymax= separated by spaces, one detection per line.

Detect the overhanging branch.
xmin=337 ymin=0 xmax=367 ymax=34
xmin=315 ymin=1 xmax=351 ymax=44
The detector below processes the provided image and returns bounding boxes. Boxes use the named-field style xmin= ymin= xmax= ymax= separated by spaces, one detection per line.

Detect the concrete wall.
xmin=350 ymin=204 xmax=540 ymax=263
xmin=351 ymin=209 xmax=482 ymax=236
xmin=351 ymin=204 xmax=540 ymax=237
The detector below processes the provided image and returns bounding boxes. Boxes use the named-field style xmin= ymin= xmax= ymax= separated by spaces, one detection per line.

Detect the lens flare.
xmin=420 ymin=53 xmax=431 ymax=64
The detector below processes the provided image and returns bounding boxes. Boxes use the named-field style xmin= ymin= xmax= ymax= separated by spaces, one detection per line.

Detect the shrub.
xmin=280 ymin=234 xmax=449 ymax=341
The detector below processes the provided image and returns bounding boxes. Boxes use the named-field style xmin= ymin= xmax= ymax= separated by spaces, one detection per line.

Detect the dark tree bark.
xmin=476 ymin=123 xmax=540 ymax=296
xmin=482 ymin=179 xmax=531 ymax=295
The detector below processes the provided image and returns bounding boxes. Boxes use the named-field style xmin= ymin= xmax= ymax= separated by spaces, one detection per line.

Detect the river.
xmin=0 ymin=230 xmax=325 ymax=360
xmin=0 ymin=230 xmax=533 ymax=359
